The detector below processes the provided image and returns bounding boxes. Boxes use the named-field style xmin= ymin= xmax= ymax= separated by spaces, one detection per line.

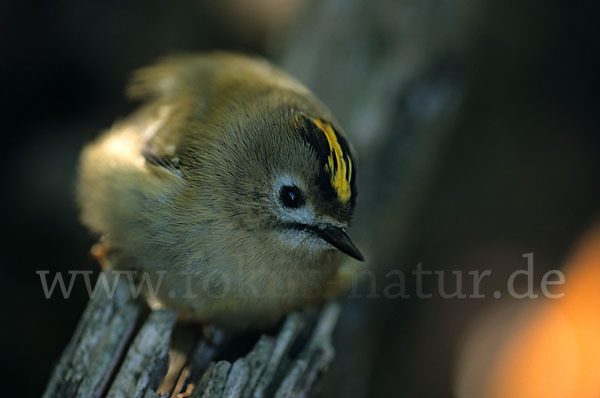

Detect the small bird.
xmin=77 ymin=53 xmax=363 ymax=328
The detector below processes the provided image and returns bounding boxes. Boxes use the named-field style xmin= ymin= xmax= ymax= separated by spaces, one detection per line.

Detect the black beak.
xmin=316 ymin=225 xmax=364 ymax=261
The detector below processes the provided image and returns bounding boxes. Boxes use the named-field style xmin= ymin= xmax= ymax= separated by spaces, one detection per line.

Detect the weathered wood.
xmin=240 ymin=336 xmax=276 ymax=398
xmin=43 ymin=272 xmax=341 ymax=398
xmin=77 ymin=303 xmax=140 ymax=397
xmin=189 ymin=309 xmax=337 ymax=398
xmin=222 ymin=359 xmax=250 ymax=398
xmin=43 ymin=273 xmax=135 ymax=398
xmin=251 ymin=314 xmax=304 ymax=398
xmin=196 ymin=361 xmax=231 ymax=398
xmin=275 ymin=305 xmax=340 ymax=398
xmin=186 ymin=340 xmax=221 ymax=385
xmin=107 ymin=309 xmax=178 ymax=398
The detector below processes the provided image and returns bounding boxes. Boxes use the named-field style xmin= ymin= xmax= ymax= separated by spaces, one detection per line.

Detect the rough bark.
xmin=43 ymin=272 xmax=340 ymax=398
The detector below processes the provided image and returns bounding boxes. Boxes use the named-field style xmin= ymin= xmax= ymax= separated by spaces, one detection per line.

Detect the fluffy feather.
xmin=77 ymin=53 xmax=361 ymax=328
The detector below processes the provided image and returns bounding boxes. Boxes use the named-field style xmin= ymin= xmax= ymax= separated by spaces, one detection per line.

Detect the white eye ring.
xmin=273 ymin=174 xmax=315 ymax=225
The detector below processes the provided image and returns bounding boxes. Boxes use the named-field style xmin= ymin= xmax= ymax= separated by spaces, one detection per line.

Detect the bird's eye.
xmin=279 ymin=185 xmax=305 ymax=209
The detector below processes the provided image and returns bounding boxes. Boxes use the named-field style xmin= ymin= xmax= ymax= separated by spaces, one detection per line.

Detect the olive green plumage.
xmin=77 ymin=53 xmax=362 ymax=328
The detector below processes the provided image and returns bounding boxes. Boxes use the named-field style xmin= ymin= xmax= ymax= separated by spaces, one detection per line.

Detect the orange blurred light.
xmin=455 ymin=223 xmax=600 ymax=397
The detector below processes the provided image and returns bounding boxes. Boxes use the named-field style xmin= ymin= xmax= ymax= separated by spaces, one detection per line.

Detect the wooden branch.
xmin=43 ymin=273 xmax=138 ymax=398
xmin=107 ymin=310 xmax=177 ymax=397
xmin=43 ymin=272 xmax=341 ymax=398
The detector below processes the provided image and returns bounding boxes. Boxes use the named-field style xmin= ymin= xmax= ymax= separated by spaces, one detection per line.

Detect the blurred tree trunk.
xmin=278 ymin=1 xmax=485 ymax=396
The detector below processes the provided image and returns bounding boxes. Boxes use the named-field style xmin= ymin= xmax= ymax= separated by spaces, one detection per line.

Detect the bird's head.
xmin=201 ymin=103 xmax=363 ymax=262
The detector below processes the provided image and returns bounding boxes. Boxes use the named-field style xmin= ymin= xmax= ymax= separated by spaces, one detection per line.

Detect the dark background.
xmin=1 ymin=0 xmax=598 ymax=396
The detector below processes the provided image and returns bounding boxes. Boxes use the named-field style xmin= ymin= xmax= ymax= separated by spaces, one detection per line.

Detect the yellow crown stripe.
xmin=313 ymin=119 xmax=352 ymax=202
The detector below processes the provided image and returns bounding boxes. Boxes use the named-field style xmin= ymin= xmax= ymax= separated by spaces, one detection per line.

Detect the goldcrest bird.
xmin=77 ymin=52 xmax=363 ymax=328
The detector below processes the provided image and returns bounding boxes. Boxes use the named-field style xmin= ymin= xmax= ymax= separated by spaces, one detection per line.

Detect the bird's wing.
xmin=126 ymin=52 xmax=311 ymax=174
xmin=126 ymin=55 xmax=216 ymax=173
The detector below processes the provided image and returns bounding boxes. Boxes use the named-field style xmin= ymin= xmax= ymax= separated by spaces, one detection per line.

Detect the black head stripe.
xmin=296 ymin=116 xmax=356 ymax=205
